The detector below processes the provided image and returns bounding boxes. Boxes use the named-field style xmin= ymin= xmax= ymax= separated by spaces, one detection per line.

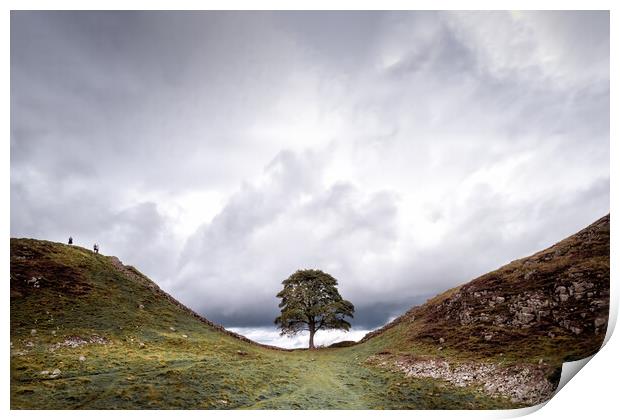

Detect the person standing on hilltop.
xmin=68 ymin=236 xmax=73 ymax=245
xmin=93 ymin=243 xmax=99 ymax=254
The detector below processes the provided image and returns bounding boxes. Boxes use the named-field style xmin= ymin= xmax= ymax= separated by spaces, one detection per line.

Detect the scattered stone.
xmin=369 ymin=355 xmax=554 ymax=406
xmin=521 ymin=306 xmax=534 ymax=314
xmin=31 ymin=329 xmax=37 ymax=336
xmin=438 ymin=337 xmax=445 ymax=344
xmin=559 ymin=294 xmax=569 ymax=302
xmin=570 ymin=326 xmax=583 ymax=335
xmin=79 ymin=355 xmax=86 ymax=362
xmin=236 ymin=350 xmax=248 ymax=356
xmin=49 ymin=335 xmax=110 ymax=351
xmin=538 ymin=359 xmax=544 ymax=365
xmin=217 ymin=399 xmax=228 ymax=405
xmin=49 ymin=368 xmax=61 ymax=378
xmin=27 ymin=276 xmax=41 ymax=288
xmin=594 ymin=317 xmax=607 ymax=328
xmin=139 ymin=342 xmax=146 ymax=348
xmin=40 ymin=370 xmax=50 ymax=376
xmin=138 ymin=304 xmax=145 ymax=309
xmin=182 ymin=334 xmax=188 ymax=338
xmin=484 ymin=334 xmax=493 ymax=341
xmin=169 ymin=327 xmax=176 ymax=332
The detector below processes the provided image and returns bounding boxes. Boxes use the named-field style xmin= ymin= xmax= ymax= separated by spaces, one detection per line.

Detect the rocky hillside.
xmin=362 ymin=214 xmax=610 ymax=364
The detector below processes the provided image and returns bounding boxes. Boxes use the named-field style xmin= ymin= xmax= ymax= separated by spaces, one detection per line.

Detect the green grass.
xmin=10 ymin=238 xmax=517 ymax=409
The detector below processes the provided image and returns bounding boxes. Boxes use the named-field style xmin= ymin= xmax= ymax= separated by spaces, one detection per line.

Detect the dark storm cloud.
xmin=11 ymin=11 xmax=609 ymax=333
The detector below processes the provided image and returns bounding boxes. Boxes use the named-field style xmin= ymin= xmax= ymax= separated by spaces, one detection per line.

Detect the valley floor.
xmin=10 ymin=329 xmax=521 ymax=410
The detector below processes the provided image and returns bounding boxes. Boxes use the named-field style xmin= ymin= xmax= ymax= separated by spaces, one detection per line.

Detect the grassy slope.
xmin=10 ymin=239 xmax=511 ymax=409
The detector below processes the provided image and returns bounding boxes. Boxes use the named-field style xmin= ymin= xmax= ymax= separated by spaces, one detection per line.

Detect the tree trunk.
xmin=308 ymin=326 xmax=316 ymax=349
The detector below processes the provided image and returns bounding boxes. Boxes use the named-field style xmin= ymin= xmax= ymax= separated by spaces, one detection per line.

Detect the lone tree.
xmin=274 ymin=269 xmax=355 ymax=349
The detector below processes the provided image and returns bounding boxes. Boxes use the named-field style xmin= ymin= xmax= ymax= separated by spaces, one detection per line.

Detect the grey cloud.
xmin=174 ymin=149 xmax=404 ymax=327
xmin=11 ymin=11 xmax=609 ymax=332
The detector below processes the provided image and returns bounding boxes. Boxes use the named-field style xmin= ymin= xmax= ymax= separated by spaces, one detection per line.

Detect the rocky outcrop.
xmin=368 ymin=354 xmax=556 ymax=406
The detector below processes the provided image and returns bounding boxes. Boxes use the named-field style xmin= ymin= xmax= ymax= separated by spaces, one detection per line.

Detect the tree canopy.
xmin=274 ymin=269 xmax=355 ymax=349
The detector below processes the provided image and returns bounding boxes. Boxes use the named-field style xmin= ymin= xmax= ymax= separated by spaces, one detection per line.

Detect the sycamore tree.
xmin=274 ymin=269 xmax=355 ymax=349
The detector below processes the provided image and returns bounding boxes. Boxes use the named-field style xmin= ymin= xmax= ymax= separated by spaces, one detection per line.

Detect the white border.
xmin=3 ymin=2 xmax=616 ymax=420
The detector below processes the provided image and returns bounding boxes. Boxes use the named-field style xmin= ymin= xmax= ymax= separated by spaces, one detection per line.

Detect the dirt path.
xmin=244 ymin=352 xmax=387 ymax=409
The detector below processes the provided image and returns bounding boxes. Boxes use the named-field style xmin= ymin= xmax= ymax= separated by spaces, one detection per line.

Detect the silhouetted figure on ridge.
xmin=68 ymin=236 xmax=73 ymax=245
xmin=93 ymin=243 xmax=99 ymax=254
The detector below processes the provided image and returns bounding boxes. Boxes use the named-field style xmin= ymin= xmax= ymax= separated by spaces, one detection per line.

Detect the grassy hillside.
xmin=10 ymin=239 xmax=512 ymax=409
xmin=10 ymin=215 xmax=609 ymax=409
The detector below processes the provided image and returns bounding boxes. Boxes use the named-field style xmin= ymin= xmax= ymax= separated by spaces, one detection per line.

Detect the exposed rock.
xmin=570 ymin=326 xmax=583 ymax=335
xmin=438 ymin=337 xmax=445 ymax=344
xmin=49 ymin=335 xmax=110 ymax=351
xmin=594 ymin=317 xmax=607 ymax=328
xmin=169 ymin=327 xmax=176 ymax=332
xmin=30 ymin=329 xmax=37 ymax=336
xmin=369 ymin=355 xmax=555 ymax=406
xmin=26 ymin=276 xmax=42 ymax=288
xmin=79 ymin=355 xmax=86 ymax=362
xmin=49 ymin=368 xmax=61 ymax=379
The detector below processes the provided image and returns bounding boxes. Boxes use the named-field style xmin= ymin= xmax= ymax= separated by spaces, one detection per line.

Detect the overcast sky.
xmin=11 ymin=11 xmax=609 ymax=344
